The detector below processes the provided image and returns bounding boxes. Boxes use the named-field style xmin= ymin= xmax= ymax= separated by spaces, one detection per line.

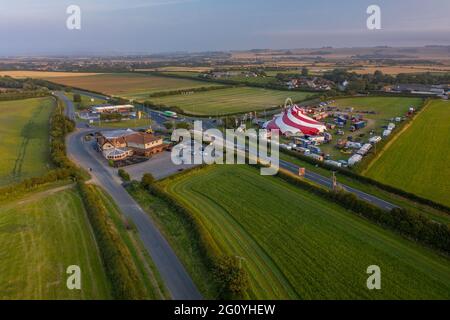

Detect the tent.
xmin=264 ymin=105 xmax=326 ymax=136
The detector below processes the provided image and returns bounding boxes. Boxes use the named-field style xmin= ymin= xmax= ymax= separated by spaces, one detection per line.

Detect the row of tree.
xmin=77 ymin=182 xmax=147 ymax=299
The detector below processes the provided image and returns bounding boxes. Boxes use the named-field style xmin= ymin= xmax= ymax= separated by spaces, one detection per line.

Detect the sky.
xmin=0 ymin=0 xmax=449 ymax=55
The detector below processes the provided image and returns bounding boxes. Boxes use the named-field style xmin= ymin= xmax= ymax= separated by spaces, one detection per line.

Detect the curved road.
xmin=60 ymin=90 xmax=397 ymax=299
xmin=59 ymin=92 xmax=202 ymax=300
xmin=70 ymin=89 xmax=398 ymax=211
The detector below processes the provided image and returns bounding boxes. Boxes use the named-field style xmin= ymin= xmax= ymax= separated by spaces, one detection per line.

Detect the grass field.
xmin=364 ymin=100 xmax=450 ymax=207
xmin=46 ymin=73 xmax=222 ymax=99
xmin=0 ymin=97 xmax=54 ymax=186
xmin=65 ymin=92 xmax=106 ymax=110
xmin=331 ymin=97 xmax=422 ymax=120
xmin=280 ymin=152 xmax=450 ymax=225
xmin=319 ymin=97 xmax=423 ymax=160
xmin=151 ymin=87 xmax=313 ymax=115
xmin=0 ymin=186 xmax=111 ymax=299
xmin=158 ymin=165 xmax=450 ymax=299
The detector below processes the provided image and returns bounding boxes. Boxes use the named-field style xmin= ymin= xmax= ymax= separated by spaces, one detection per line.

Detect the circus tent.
xmin=264 ymin=105 xmax=326 ymax=136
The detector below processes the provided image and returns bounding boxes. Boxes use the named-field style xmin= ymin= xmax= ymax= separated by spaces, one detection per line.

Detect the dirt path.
xmin=2 ymin=184 xmax=74 ymax=210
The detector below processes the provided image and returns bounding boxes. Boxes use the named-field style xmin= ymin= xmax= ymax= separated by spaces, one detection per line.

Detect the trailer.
xmin=324 ymin=160 xmax=342 ymax=168
xmin=369 ymin=136 xmax=382 ymax=144
xmin=357 ymin=143 xmax=372 ymax=156
xmin=306 ymin=153 xmax=324 ymax=162
xmin=346 ymin=141 xmax=362 ymax=149
xmin=354 ymin=121 xmax=367 ymax=130
xmin=309 ymin=146 xmax=322 ymax=154
xmin=387 ymin=123 xmax=396 ymax=131
xmin=348 ymin=154 xmax=363 ymax=166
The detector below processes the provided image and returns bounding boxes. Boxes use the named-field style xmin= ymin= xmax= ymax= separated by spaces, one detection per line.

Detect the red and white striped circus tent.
xmin=264 ymin=105 xmax=326 ymax=136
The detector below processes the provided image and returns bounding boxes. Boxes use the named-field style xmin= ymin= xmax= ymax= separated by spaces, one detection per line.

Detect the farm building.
xmin=264 ymin=105 xmax=327 ymax=136
xmin=388 ymin=84 xmax=447 ymax=96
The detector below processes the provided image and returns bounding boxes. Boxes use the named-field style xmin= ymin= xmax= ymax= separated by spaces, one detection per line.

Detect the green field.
xmin=151 ymin=87 xmax=313 ymax=115
xmin=0 ymin=97 xmax=54 ymax=186
xmin=48 ymin=73 xmax=222 ymax=99
xmin=331 ymin=97 xmax=422 ymax=120
xmin=159 ymin=165 xmax=450 ymax=299
xmin=280 ymin=152 xmax=450 ymax=225
xmin=94 ymin=118 xmax=153 ymax=129
xmin=0 ymin=186 xmax=111 ymax=299
xmin=65 ymin=92 xmax=106 ymax=110
xmin=319 ymin=97 xmax=423 ymax=160
xmin=364 ymin=100 xmax=450 ymax=207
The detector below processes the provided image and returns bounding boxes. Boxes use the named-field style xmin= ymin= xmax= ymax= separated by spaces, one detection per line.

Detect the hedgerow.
xmin=140 ymin=173 xmax=249 ymax=299
xmin=77 ymin=182 xmax=146 ymax=300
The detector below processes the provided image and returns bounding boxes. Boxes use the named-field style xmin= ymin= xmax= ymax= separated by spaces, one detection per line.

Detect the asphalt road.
xmin=197 ymin=130 xmax=398 ymax=211
xmin=278 ymin=159 xmax=398 ymax=210
xmin=60 ymin=89 xmax=397 ymax=299
xmin=73 ymin=89 xmax=217 ymax=129
xmin=60 ymin=92 xmax=202 ymax=300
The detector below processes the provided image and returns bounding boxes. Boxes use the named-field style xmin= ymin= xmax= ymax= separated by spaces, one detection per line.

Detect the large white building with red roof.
xmin=264 ymin=105 xmax=327 ymax=136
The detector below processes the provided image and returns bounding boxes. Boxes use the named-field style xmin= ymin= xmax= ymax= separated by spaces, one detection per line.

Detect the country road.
xmin=278 ymin=159 xmax=397 ymax=210
xmin=58 ymin=92 xmax=202 ymax=300
xmin=57 ymin=89 xmax=397 ymax=299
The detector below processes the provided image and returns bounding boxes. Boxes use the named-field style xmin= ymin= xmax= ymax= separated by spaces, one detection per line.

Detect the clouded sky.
xmin=0 ymin=0 xmax=449 ymax=55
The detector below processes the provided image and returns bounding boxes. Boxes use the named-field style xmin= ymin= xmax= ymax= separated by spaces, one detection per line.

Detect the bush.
xmin=213 ymin=256 xmax=249 ymax=299
xmin=163 ymin=121 xmax=174 ymax=130
xmin=73 ymin=93 xmax=82 ymax=103
xmin=141 ymin=173 xmax=155 ymax=188
xmin=118 ymin=169 xmax=131 ymax=182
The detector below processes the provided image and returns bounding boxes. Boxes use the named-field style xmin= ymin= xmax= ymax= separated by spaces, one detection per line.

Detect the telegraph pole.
xmin=332 ymin=171 xmax=338 ymax=191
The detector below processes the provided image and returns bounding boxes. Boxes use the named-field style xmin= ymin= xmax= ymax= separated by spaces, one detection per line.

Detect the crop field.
xmin=151 ymin=87 xmax=313 ymax=115
xmin=46 ymin=73 xmax=222 ymax=99
xmin=0 ymin=71 xmax=100 ymax=79
xmin=364 ymin=100 xmax=450 ymax=207
xmin=0 ymin=186 xmax=111 ymax=299
xmin=159 ymin=165 xmax=450 ymax=299
xmin=0 ymin=97 xmax=54 ymax=186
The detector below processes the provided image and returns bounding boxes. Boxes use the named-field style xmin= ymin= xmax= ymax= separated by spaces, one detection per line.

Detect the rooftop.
xmin=126 ymin=132 xmax=162 ymax=145
xmin=100 ymin=129 xmax=136 ymax=140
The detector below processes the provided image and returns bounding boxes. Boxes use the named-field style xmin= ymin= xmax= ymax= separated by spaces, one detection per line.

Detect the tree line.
xmin=269 ymin=166 xmax=450 ymax=255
